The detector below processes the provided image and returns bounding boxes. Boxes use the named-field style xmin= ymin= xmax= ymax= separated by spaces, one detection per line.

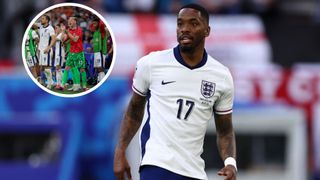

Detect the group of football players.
xmin=24 ymin=8 xmax=112 ymax=92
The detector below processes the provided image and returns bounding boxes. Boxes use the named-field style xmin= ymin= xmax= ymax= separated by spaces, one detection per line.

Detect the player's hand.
xmin=44 ymin=47 xmax=49 ymax=54
xmin=114 ymin=148 xmax=132 ymax=180
xmin=218 ymin=165 xmax=237 ymax=180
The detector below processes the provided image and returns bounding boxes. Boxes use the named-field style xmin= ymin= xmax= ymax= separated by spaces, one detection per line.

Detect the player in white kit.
xmin=38 ymin=14 xmax=56 ymax=89
xmin=54 ymin=23 xmax=66 ymax=90
xmin=114 ymin=3 xmax=237 ymax=180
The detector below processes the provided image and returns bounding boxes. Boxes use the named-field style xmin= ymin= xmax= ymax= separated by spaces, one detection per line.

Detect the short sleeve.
xmin=49 ymin=27 xmax=55 ymax=36
xmin=56 ymin=33 xmax=62 ymax=41
xmin=32 ymin=31 xmax=38 ymax=39
xmin=132 ymin=56 xmax=150 ymax=96
xmin=214 ymin=69 xmax=234 ymax=115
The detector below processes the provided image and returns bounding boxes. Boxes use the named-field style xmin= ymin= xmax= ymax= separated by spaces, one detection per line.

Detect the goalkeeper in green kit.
xmin=61 ymin=16 xmax=88 ymax=91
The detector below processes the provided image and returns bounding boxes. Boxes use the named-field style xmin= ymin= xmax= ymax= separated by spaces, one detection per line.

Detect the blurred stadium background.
xmin=0 ymin=0 xmax=319 ymax=180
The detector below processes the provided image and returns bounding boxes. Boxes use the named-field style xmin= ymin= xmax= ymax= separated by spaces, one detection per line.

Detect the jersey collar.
xmin=173 ymin=45 xmax=208 ymax=70
xmin=42 ymin=24 xmax=49 ymax=28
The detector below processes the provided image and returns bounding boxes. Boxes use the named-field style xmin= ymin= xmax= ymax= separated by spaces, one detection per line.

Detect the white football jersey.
xmin=55 ymin=33 xmax=65 ymax=57
xmin=132 ymin=46 xmax=234 ymax=180
xmin=38 ymin=25 xmax=55 ymax=52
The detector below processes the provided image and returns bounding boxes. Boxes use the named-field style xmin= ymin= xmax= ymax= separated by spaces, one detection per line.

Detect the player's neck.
xmin=43 ymin=23 xmax=49 ymax=28
xmin=179 ymin=46 xmax=205 ymax=67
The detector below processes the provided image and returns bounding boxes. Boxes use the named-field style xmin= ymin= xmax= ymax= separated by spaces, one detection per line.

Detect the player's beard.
xmin=68 ymin=21 xmax=75 ymax=29
xmin=180 ymin=45 xmax=194 ymax=53
xmin=179 ymin=38 xmax=203 ymax=54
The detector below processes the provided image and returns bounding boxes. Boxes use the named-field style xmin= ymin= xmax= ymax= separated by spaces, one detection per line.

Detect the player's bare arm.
xmin=34 ymin=37 xmax=39 ymax=55
xmin=34 ymin=36 xmax=39 ymax=45
xmin=114 ymin=92 xmax=147 ymax=180
xmin=66 ymin=31 xmax=79 ymax=42
xmin=61 ymin=25 xmax=68 ymax=45
xmin=59 ymin=27 xmax=67 ymax=42
xmin=60 ymin=24 xmax=78 ymax=42
xmin=215 ymin=113 xmax=237 ymax=180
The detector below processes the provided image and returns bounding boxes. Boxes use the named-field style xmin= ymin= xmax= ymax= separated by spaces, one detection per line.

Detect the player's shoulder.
xmin=137 ymin=48 xmax=172 ymax=65
xmin=143 ymin=48 xmax=172 ymax=59
xmin=31 ymin=30 xmax=38 ymax=36
xmin=56 ymin=33 xmax=62 ymax=40
xmin=46 ymin=25 xmax=54 ymax=30
xmin=42 ymin=25 xmax=55 ymax=33
xmin=77 ymin=26 xmax=83 ymax=33
xmin=206 ymin=55 xmax=232 ymax=75
xmin=208 ymin=56 xmax=234 ymax=88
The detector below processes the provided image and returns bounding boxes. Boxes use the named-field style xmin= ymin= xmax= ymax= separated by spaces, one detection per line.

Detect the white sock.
xmin=98 ymin=71 xmax=105 ymax=82
xmin=44 ymin=68 xmax=53 ymax=85
xmin=74 ymin=84 xmax=81 ymax=89
xmin=56 ymin=69 xmax=62 ymax=86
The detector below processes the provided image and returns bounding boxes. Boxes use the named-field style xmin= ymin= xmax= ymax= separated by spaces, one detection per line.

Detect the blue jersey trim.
xmin=141 ymin=92 xmax=151 ymax=159
xmin=59 ymin=41 xmax=63 ymax=66
xmin=173 ymin=45 xmax=208 ymax=70
xmin=47 ymin=51 xmax=51 ymax=66
xmin=132 ymin=85 xmax=147 ymax=96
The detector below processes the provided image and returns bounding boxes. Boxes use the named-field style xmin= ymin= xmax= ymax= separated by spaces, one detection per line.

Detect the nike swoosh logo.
xmin=161 ymin=80 xmax=176 ymax=85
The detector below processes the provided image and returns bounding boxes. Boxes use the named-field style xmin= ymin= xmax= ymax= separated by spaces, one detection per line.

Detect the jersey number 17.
xmin=176 ymin=99 xmax=194 ymax=120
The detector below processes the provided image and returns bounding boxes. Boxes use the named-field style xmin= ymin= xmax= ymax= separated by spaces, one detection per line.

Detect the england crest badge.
xmin=201 ymin=80 xmax=215 ymax=98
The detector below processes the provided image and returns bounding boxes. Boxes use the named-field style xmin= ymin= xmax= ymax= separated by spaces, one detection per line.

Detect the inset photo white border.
xmin=21 ymin=3 xmax=116 ymax=98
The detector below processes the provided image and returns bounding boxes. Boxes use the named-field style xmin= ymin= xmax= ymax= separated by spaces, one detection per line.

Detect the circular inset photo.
xmin=22 ymin=3 xmax=116 ymax=97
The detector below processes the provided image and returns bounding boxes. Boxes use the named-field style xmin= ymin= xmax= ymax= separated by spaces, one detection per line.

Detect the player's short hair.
xmin=43 ymin=14 xmax=50 ymax=22
xmin=31 ymin=23 xmax=39 ymax=30
xmin=179 ymin=3 xmax=209 ymax=24
xmin=60 ymin=20 xmax=67 ymax=27
xmin=54 ymin=23 xmax=60 ymax=28
xmin=70 ymin=16 xmax=77 ymax=22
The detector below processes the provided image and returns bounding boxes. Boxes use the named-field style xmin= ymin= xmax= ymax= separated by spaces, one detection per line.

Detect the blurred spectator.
xmin=83 ymin=29 xmax=93 ymax=44
xmin=242 ymin=0 xmax=278 ymax=16
xmin=196 ymin=0 xmax=241 ymax=14
xmin=105 ymin=34 xmax=113 ymax=69
xmin=103 ymin=0 xmax=126 ymax=12
xmin=123 ymin=0 xmax=157 ymax=13
xmin=157 ymin=0 xmax=194 ymax=13
xmin=84 ymin=46 xmax=95 ymax=80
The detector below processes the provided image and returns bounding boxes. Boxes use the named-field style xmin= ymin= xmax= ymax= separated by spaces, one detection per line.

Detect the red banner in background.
xmin=134 ymin=14 xmax=166 ymax=54
xmin=232 ymin=64 xmax=320 ymax=122
xmin=0 ymin=60 xmax=15 ymax=73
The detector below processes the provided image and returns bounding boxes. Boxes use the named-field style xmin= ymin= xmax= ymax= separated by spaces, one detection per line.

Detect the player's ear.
xmin=205 ymin=26 xmax=210 ymax=37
